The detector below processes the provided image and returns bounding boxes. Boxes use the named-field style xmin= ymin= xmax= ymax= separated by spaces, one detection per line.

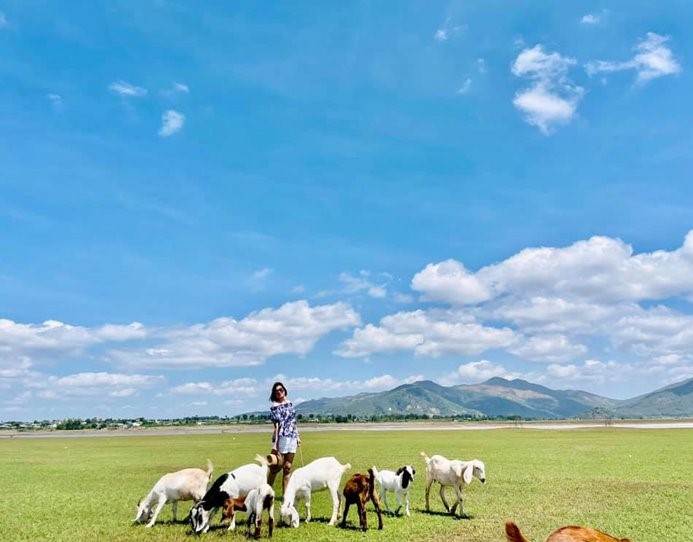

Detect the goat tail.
xmin=367 ymin=468 xmax=377 ymax=499
xmin=343 ymin=462 xmax=352 ymax=472
xmin=505 ymin=522 xmax=532 ymax=542
xmin=255 ymin=454 xmax=269 ymax=468
xmin=371 ymin=465 xmax=379 ymax=478
xmin=206 ymin=458 xmax=214 ymax=478
xmin=420 ymin=451 xmax=430 ymax=463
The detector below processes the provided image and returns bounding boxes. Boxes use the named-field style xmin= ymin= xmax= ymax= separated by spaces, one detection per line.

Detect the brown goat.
xmin=506 ymin=521 xmax=633 ymax=542
xmin=341 ymin=468 xmax=383 ymax=531
xmin=222 ymin=484 xmax=275 ymax=539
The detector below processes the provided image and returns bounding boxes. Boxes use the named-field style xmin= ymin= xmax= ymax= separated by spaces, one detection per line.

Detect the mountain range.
xmin=293 ymin=376 xmax=693 ymax=419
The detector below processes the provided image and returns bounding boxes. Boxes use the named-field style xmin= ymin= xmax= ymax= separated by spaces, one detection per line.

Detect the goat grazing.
xmin=505 ymin=521 xmax=633 ymax=542
xmin=279 ymin=456 xmax=351 ymax=528
xmin=222 ymin=484 xmax=275 ymax=539
xmin=134 ymin=459 xmax=213 ymax=528
xmin=420 ymin=452 xmax=486 ymax=517
xmin=341 ymin=468 xmax=383 ymax=531
xmin=190 ymin=455 xmax=269 ymax=534
xmin=372 ymin=465 xmax=415 ymax=517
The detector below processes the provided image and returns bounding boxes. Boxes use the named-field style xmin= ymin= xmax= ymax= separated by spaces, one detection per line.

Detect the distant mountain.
xmin=293 ymin=376 xmax=693 ymax=419
xmin=613 ymin=377 xmax=693 ymax=418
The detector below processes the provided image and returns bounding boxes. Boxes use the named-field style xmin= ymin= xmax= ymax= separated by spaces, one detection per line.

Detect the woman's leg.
xmin=281 ymin=452 xmax=295 ymax=496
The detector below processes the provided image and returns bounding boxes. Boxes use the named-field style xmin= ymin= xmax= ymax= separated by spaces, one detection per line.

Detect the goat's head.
xmin=279 ymin=503 xmax=300 ymax=528
xmin=396 ymin=465 xmax=416 ymax=489
xmin=134 ymin=499 xmax=152 ymax=523
xmin=190 ymin=501 xmax=212 ymax=534
xmin=462 ymin=460 xmax=486 ymax=485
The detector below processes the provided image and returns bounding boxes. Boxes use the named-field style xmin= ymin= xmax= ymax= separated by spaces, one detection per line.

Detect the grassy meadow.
xmin=1 ymin=426 xmax=691 ymax=542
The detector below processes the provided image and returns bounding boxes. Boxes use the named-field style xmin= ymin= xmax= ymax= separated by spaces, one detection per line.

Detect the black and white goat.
xmin=372 ymin=465 xmax=415 ymax=517
xmin=134 ymin=459 xmax=213 ymax=528
xmin=190 ymin=455 xmax=269 ymax=534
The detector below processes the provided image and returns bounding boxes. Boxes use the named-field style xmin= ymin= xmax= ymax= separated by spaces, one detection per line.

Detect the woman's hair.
xmin=270 ymin=381 xmax=288 ymax=402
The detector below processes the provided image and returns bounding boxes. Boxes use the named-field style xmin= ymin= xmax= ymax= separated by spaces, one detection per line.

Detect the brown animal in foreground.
xmin=222 ymin=484 xmax=275 ymax=538
xmin=341 ymin=468 xmax=384 ymax=531
xmin=505 ymin=521 xmax=633 ymax=542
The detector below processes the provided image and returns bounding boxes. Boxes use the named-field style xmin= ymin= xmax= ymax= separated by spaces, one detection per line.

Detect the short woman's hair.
xmin=270 ymin=381 xmax=288 ymax=402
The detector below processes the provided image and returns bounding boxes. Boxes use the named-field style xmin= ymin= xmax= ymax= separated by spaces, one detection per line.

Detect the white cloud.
xmin=413 ymin=230 xmax=693 ymax=306
xmin=412 ymin=259 xmax=493 ymax=305
xmin=434 ymin=29 xmax=448 ymax=42
xmin=338 ymin=271 xmax=387 ymax=298
xmin=108 ymin=80 xmax=147 ymax=98
xmin=0 ymin=319 xmax=146 ymax=369
xmin=337 ymin=309 xmax=517 ymax=358
xmin=30 ymin=372 xmax=164 ymax=399
xmin=108 ymin=300 xmax=361 ymax=369
xmin=0 ymin=12 xmax=8 ymax=28
xmin=477 ymin=58 xmax=487 ymax=74
xmin=173 ymin=82 xmax=189 ymax=93
xmin=47 ymin=94 xmax=63 ymax=109
xmin=586 ymin=32 xmax=681 ymax=84
xmin=580 ymin=11 xmax=609 ymax=26
xmin=457 ymin=78 xmax=472 ymax=95
xmin=509 ymin=334 xmax=588 ymax=363
xmin=440 ymin=360 xmax=521 ymax=386
xmin=512 ymin=45 xmax=584 ymax=133
xmin=158 ymin=110 xmax=185 ymax=137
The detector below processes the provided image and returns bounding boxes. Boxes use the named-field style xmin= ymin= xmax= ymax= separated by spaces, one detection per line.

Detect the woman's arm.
xmin=271 ymin=420 xmax=280 ymax=452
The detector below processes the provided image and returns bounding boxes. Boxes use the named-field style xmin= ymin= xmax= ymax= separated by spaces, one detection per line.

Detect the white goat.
xmin=372 ymin=465 xmax=415 ymax=517
xmin=279 ymin=456 xmax=351 ymax=528
xmin=190 ymin=455 xmax=269 ymax=534
xmin=222 ymin=483 xmax=275 ymax=538
xmin=420 ymin=452 xmax=486 ymax=517
xmin=134 ymin=459 xmax=213 ymax=528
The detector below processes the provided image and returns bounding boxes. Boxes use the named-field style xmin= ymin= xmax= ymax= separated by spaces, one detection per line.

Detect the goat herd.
xmin=134 ymin=451 xmax=632 ymax=542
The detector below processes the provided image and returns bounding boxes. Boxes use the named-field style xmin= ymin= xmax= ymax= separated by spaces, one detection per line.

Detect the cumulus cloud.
xmin=412 ymin=231 xmax=693 ymax=306
xmin=457 ymin=78 xmax=472 ymax=95
xmin=580 ymin=10 xmax=608 ymax=25
xmin=338 ymin=271 xmax=387 ymax=298
xmin=30 ymin=372 xmax=164 ymax=399
xmin=509 ymin=334 xmax=588 ymax=363
xmin=47 ymin=93 xmax=63 ymax=110
xmin=440 ymin=360 xmax=521 ymax=386
xmin=512 ymin=45 xmax=584 ymax=133
xmin=158 ymin=110 xmax=185 ymax=137
xmin=586 ymin=32 xmax=681 ymax=84
xmin=108 ymin=300 xmax=361 ymax=369
xmin=108 ymin=80 xmax=147 ymax=98
xmin=336 ymin=309 xmax=517 ymax=358
xmin=0 ymin=319 xmax=146 ymax=368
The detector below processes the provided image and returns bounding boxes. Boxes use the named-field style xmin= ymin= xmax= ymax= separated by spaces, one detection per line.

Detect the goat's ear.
xmin=396 ymin=466 xmax=404 ymax=475
xmin=462 ymin=464 xmax=473 ymax=485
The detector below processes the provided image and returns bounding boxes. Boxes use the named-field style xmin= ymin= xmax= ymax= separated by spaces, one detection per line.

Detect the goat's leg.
xmin=146 ymin=497 xmax=166 ymax=528
xmin=327 ymin=486 xmax=339 ymax=526
xmin=394 ymin=490 xmax=403 ymax=515
xmin=371 ymin=493 xmax=384 ymax=530
xmin=357 ymin=501 xmax=367 ymax=531
xmin=268 ymin=508 xmax=274 ymax=538
xmin=304 ymin=492 xmax=312 ymax=523
xmin=341 ymin=500 xmax=351 ymax=528
xmin=439 ymin=485 xmax=452 ymax=513
xmin=450 ymin=485 xmax=464 ymax=517
xmin=171 ymin=501 xmax=178 ymax=523
xmin=380 ymin=487 xmax=392 ymax=514
xmin=404 ymin=491 xmax=411 ymax=517
xmin=424 ymin=479 xmax=433 ymax=511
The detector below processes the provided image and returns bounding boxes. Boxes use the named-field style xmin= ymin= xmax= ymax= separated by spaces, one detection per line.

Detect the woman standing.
xmin=268 ymin=381 xmax=301 ymax=496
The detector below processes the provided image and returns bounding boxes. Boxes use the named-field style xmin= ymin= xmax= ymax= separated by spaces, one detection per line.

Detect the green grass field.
xmin=1 ymin=427 xmax=691 ymax=542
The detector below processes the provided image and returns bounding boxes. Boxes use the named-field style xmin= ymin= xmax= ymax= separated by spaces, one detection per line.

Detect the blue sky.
xmin=1 ymin=1 xmax=692 ymax=421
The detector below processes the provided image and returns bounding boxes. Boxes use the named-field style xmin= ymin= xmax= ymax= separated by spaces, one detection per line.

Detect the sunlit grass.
xmin=1 ymin=427 xmax=691 ymax=541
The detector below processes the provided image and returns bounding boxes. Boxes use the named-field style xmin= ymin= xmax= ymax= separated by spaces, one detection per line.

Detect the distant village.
xmin=0 ymin=411 xmax=513 ymax=431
